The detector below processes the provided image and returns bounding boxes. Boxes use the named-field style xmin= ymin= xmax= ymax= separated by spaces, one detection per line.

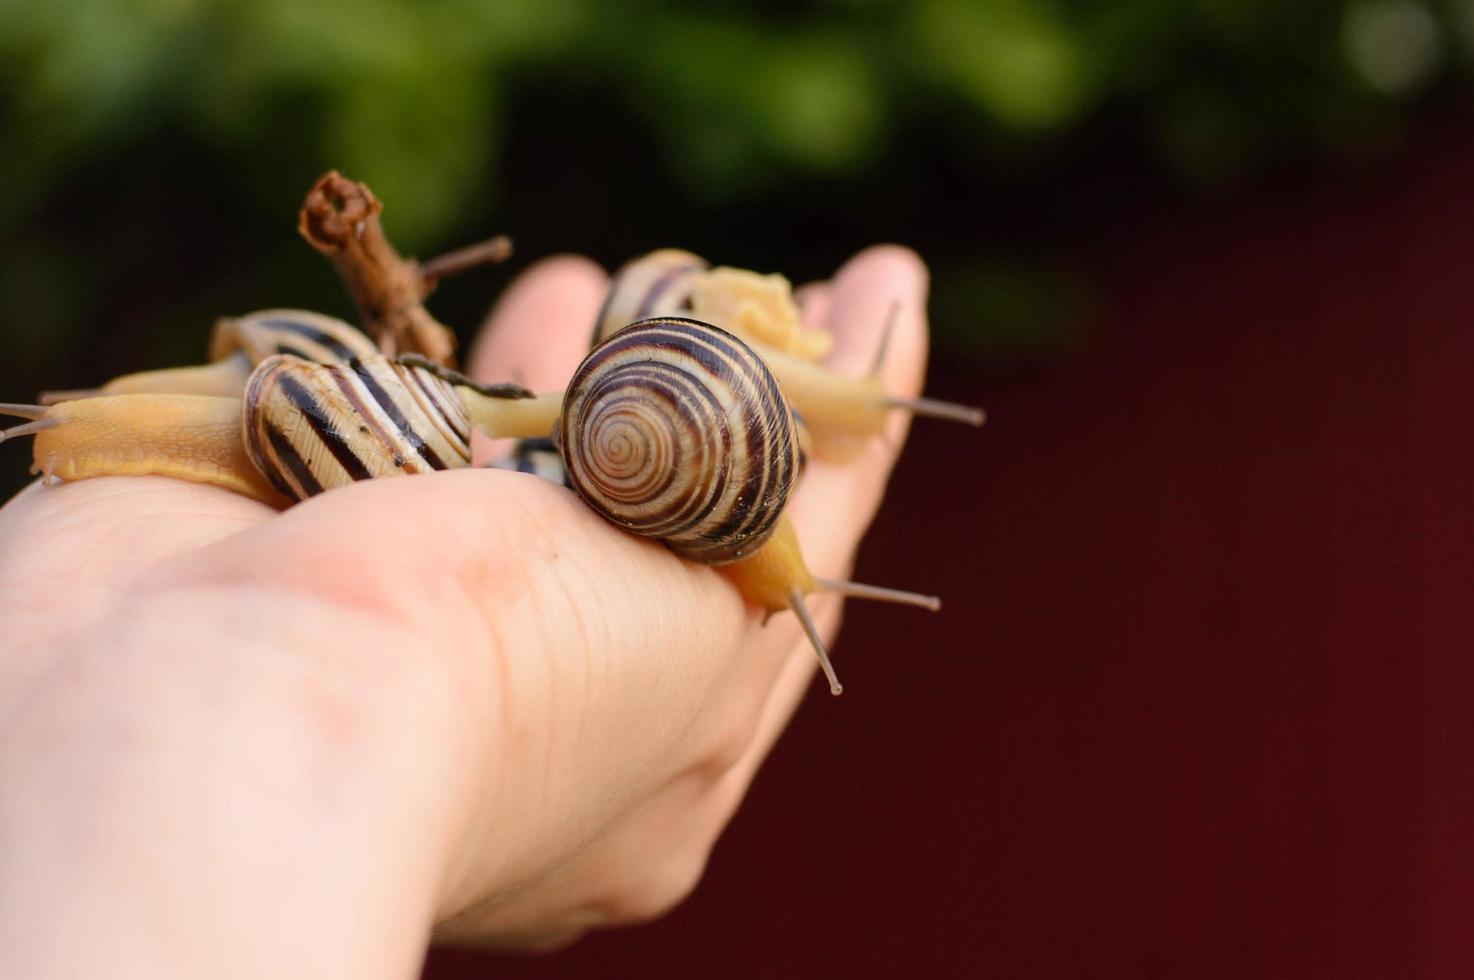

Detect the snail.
xmin=555 ymin=316 xmax=941 ymax=696
xmin=38 ymin=310 xmax=379 ymax=404
xmin=592 ymin=248 xmax=834 ymax=361
xmin=593 ymin=249 xmax=984 ymax=459
xmin=1 ymin=352 xmax=535 ymax=505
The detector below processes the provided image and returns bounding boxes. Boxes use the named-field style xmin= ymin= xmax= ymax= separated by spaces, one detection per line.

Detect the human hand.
xmin=0 ymin=246 xmax=930 ymax=977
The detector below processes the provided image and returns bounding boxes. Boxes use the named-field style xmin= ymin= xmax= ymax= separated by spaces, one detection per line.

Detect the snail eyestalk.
xmin=0 ymin=403 xmax=51 ymax=421
xmin=868 ymin=300 xmax=902 ymax=378
xmin=866 ymin=302 xmax=984 ymax=425
xmin=883 ymin=396 xmax=985 ymax=427
xmin=789 ymin=588 xmax=843 ymax=696
xmin=0 ymin=417 xmax=60 ymax=443
xmin=0 ymin=403 xmax=58 ymax=446
xmin=812 ymin=576 xmax=941 ymax=612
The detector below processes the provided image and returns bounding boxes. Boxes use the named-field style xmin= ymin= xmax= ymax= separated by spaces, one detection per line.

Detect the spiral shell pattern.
xmin=558 ymin=316 xmax=798 ymax=565
xmin=243 ymin=353 xmax=472 ymax=500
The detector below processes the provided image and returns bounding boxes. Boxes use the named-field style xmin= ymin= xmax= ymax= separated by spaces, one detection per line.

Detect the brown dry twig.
xmin=297 ymin=171 xmax=511 ymax=366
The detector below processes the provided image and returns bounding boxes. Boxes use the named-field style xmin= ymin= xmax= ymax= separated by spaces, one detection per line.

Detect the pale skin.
xmin=0 ymin=246 xmax=931 ymax=978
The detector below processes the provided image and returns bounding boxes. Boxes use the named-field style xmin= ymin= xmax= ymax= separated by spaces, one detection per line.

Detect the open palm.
xmin=0 ymin=246 xmax=929 ymax=976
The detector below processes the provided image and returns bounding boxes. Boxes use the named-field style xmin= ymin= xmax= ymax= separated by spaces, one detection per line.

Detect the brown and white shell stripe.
xmin=242 ymin=353 xmax=473 ymax=501
xmin=211 ymin=310 xmax=380 ymax=367
xmin=591 ymin=250 xmax=706 ymax=346
xmin=558 ymin=316 xmax=797 ymax=565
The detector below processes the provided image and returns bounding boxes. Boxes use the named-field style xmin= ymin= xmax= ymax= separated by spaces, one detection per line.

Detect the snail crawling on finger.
xmin=1 ymin=347 xmax=530 ymax=506
xmin=554 ymin=316 xmax=940 ymax=696
xmin=3 ymin=315 xmax=944 ymax=695
xmin=3 ymin=170 xmax=976 ymax=695
xmin=593 ymin=249 xmax=984 ymax=460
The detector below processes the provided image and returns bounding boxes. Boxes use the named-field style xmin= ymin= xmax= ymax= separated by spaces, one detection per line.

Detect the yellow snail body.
xmin=593 ymin=249 xmax=833 ymax=361
xmin=39 ymin=310 xmax=379 ymax=405
xmin=556 ymin=316 xmax=941 ymax=695
xmin=1 ymin=394 xmax=290 ymax=505
xmin=3 ymin=352 xmax=533 ymax=506
xmin=594 ymin=250 xmax=983 ymax=459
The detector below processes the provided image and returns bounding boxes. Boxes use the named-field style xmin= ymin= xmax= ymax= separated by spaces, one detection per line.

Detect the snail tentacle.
xmin=0 ymin=403 xmax=50 ymax=421
xmin=789 ymin=587 xmax=843 ymax=697
xmin=0 ymin=418 xmax=60 ymax=443
xmin=882 ymin=396 xmax=986 ymax=427
xmin=0 ymin=403 xmax=61 ymax=446
xmin=394 ymin=353 xmax=535 ymax=401
xmin=868 ymin=300 xmax=902 ymax=378
xmin=559 ymin=316 xmax=946 ymax=695
xmin=812 ymin=576 xmax=941 ymax=612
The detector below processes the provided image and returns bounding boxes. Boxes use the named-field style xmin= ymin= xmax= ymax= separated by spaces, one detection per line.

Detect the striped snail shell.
xmin=594 ymin=250 xmax=831 ymax=361
xmin=592 ymin=249 xmax=706 ymax=347
xmin=209 ymin=309 xmax=380 ymax=366
xmin=556 ymin=316 xmax=798 ymax=565
xmin=243 ymin=353 xmax=473 ymax=501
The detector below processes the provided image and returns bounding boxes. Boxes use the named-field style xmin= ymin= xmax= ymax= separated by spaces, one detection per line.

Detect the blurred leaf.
xmin=1342 ymin=0 xmax=1446 ymax=96
xmin=751 ymin=34 xmax=885 ymax=171
xmin=932 ymin=259 xmax=1095 ymax=356
xmin=911 ymin=0 xmax=1094 ymax=129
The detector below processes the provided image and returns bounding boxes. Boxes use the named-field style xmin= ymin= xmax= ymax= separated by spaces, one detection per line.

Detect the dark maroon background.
xmin=426 ymin=122 xmax=1474 ymax=979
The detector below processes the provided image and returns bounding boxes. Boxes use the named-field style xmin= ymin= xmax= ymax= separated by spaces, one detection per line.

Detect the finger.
xmin=787 ymin=246 xmax=930 ymax=577
xmin=466 ymin=255 xmax=608 ymax=391
xmin=711 ymin=602 xmax=831 ymax=815
xmin=717 ymin=250 xmax=932 ymax=754
xmin=793 ymin=281 xmax=832 ymax=329
xmin=464 ymin=255 xmax=607 ymax=463
xmin=823 ymin=244 xmax=930 ymax=384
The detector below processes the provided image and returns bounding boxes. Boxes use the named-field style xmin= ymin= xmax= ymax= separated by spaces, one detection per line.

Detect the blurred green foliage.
xmin=0 ymin=0 xmax=1468 ymax=397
